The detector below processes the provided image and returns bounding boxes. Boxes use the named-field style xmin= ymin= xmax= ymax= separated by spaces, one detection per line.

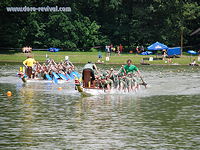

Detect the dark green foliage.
xmin=0 ymin=0 xmax=199 ymax=51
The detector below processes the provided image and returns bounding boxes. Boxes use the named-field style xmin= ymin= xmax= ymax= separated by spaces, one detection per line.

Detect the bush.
xmin=89 ymin=48 xmax=98 ymax=52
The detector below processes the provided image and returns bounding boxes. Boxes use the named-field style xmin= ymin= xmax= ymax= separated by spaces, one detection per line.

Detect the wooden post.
xmin=180 ymin=29 xmax=183 ymax=56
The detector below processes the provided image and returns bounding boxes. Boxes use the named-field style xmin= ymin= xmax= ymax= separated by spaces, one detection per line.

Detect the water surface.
xmin=0 ymin=63 xmax=199 ymax=149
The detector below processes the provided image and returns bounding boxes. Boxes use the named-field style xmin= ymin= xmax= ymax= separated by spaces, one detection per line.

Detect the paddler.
xmin=23 ymin=55 xmax=36 ymax=78
xmin=98 ymin=69 xmax=114 ymax=91
xmin=110 ymin=71 xmax=120 ymax=89
xmin=64 ymin=56 xmax=74 ymax=70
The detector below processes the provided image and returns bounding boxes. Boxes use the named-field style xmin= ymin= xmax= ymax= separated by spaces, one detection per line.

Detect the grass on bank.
xmin=0 ymin=50 xmax=199 ymax=65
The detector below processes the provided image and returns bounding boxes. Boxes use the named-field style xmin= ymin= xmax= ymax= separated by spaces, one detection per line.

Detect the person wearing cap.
xmin=23 ymin=55 xmax=36 ymax=78
xmin=64 ymin=56 xmax=74 ymax=69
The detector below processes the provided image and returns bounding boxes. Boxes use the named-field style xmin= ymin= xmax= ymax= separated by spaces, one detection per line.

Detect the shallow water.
xmin=0 ymin=63 xmax=200 ymax=149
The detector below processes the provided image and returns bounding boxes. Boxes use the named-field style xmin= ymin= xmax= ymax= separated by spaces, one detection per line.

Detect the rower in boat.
xmin=75 ymin=60 xmax=147 ymax=94
xmin=19 ymin=56 xmax=80 ymax=83
xmin=33 ymin=61 xmax=49 ymax=79
xmin=64 ymin=56 xmax=74 ymax=70
xmin=94 ymin=68 xmax=114 ymax=91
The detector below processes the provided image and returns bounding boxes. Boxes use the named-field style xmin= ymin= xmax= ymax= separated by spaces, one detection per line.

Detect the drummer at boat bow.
xmin=82 ymin=62 xmax=98 ymax=87
xmin=23 ymin=55 xmax=36 ymax=78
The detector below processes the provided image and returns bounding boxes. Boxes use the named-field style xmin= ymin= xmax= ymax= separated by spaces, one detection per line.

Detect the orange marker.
xmin=7 ymin=91 xmax=12 ymax=96
xmin=58 ymin=87 xmax=62 ymax=90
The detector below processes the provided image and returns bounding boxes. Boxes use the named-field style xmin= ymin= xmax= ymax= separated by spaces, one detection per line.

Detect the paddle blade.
xmin=66 ymin=74 xmax=73 ymax=80
xmin=58 ymin=73 xmax=69 ymax=81
xmin=52 ymin=72 xmax=60 ymax=78
xmin=70 ymin=72 xmax=75 ymax=79
xmin=73 ymin=71 xmax=81 ymax=78
xmin=53 ymin=76 xmax=58 ymax=84
xmin=45 ymin=74 xmax=52 ymax=80
xmin=140 ymin=82 xmax=147 ymax=88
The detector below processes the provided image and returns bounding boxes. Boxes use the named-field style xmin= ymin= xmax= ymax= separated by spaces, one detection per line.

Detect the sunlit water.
xmin=0 ymin=63 xmax=200 ymax=150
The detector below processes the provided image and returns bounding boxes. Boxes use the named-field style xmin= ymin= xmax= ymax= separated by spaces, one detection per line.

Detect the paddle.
xmin=72 ymin=71 xmax=81 ymax=79
xmin=70 ymin=72 xmax=76 ymax=79
xmin=53 ymin=76 xmax=58 ymax=84
xmin=58 ymin=73 xmax=69 ymax=81
xmin=66 ymin=73 xmax=73 ymax=80
xmin=52 ymin=72 xmax=59 ymax=84
xmin=107 ymin=68 xmax=114 ymax=78
xmin=139 ymin=76 xmax=147 ymax=88
xmin=70 ymin=71 xmax=81 ymax=79
xmin=52 ymin=72 xmax=60 ymax=78
xmin=45 ymin=74 xmax=52 ymax=80
xmin=122 ymin=66 xmax=127 ymax=75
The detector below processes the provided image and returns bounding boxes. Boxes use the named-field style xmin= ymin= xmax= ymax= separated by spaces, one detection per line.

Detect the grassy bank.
xmin=0 ymin=50 xmax=199 ymax=65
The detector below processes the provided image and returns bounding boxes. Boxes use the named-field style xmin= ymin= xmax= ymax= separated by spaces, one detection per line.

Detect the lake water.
xmin=0 ymin=63 xmax=200 ymax=150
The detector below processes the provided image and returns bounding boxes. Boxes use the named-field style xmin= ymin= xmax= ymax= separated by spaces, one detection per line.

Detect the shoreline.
xmin=0 ymin=60 xmax=198 ymax=66
xmin=0 ymin=51 xmax=199 ymax=66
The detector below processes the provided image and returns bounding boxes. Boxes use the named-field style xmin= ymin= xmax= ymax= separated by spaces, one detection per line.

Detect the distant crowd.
xmin=22 ymin=46 xmax=32 ymax=53
xmin=105 ymin=44 xmax=123 ymax=57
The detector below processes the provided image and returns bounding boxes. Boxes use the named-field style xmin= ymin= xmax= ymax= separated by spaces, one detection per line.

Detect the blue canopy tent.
xmin=167 ymin=47 xmax=181 ymax=57
xmin=140 ymin=51 xmax=153 ymax=55
xmin=187 ymin=50 xmax=198 ymax=55
xmin=48 ymin=48 xmax=60 ymax=52
xmin=147 ymin=42 xmax=168 ymax=51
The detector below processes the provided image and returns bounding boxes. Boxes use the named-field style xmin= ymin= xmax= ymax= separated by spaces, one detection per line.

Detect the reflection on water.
xmin=0 ymin=63 xmax=200 ymax=149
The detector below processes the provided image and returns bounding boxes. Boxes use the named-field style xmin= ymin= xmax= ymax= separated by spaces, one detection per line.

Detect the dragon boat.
xmin=74 ymin=69 xmax=147 ymax=96
xmin=17 ymin=70 xmax=80 ymax=84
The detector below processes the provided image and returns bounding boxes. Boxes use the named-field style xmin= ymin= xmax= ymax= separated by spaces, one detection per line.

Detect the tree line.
xmin=0 ymin=0 xmax=199 ymax=51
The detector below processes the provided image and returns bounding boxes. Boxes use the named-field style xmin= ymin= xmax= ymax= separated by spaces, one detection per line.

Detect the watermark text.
xmin=6 ymin=6 xmax=71 ymax=12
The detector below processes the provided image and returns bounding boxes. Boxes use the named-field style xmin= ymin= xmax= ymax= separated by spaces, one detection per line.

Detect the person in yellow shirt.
xmin=23 ymin=55 xmax=36 ymax=78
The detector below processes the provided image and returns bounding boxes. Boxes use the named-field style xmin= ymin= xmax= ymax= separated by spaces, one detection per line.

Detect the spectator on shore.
xmin=189 ymin=59 xmax=199 ymax=66
xmin=136 ymin=46 xmax=140 ymax=54
xmin=119 ymin=44 xmax=123 ymax=53
xmin=117 ymin=46 xmax=120 ymax=56
xmin=162 ymin=49 xmax=168 ymax=60
xmin=106 ymin=45 xmax=111 ymax=57
xmin=22 ymin=46 xmax=32 ymax=53
xmin=98 ymin=51 xmax=102 ymax=59
xmin=141 ymin=46 xmax=144 ymax=52
xmin=136 ymin=46 xmax=144 ymax=54
xmin=168 ymin=58 xmax=172 ymax=63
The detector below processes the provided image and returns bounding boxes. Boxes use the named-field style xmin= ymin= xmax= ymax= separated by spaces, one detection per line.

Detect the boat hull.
xmin=21 ymin=78 xmax=71 ymax=84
